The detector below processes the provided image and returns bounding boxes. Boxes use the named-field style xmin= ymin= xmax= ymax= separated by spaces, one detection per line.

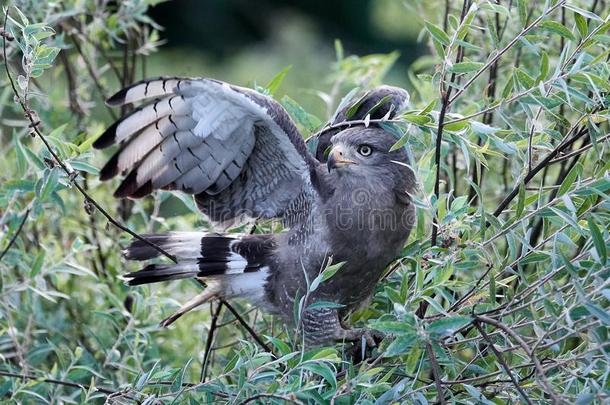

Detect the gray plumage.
xmin=95 ymin=77 xmax=415 ymax=345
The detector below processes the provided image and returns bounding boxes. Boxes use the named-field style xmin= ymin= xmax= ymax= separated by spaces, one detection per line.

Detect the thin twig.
xmin=447 ymin=0 xmax=566 ymax=106
xmin=449 ymin=199 xmax=602 ymax=312
xmin=476 ymin=315 xmax=563 ymax=404
xmin=65 ymin=28 xmax=117 ymax=120
xmin=491 ymin=120 xmax=591 ymax=218
xmin=549 ymin=134 xmax=609 ymax=164
xmin=221 ymin=299 xmax=272 ymax=354
xmin=0 ymin=208 xmax=30 ymax=262
xmin=200 ymin=301 xmax=223 ymax=383
xmin=430 ymin=0 xmax=470 ymax=247
xmin=474 ymin=321 xmax=534 ymax=405
xmin=237 ymin=393 xmax=303 ymax=405
xmin=0 ymin=370 xmax=125 ymax=398
xmin=426 ymin=341 xmax=446 ymax=404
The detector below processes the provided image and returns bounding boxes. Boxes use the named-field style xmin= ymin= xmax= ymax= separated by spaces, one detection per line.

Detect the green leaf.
xmin=389 ymin=131 xmax=410 ymax=152
xmin=515 ymin=68 xmax=535 ymax=88
xmin=306 ymin=301 xmax=345 ymax=311
xmin=421 ymin=99 xmax=437 ymax=115
xmin=463 ymin=384 xmax=496 ymax=405
xmin=321 ymin=261 xmax=344 ymax=282
xmin=70 ymin=161 xmax=99 ymax=175
xmin=558 ymin=162 xmax=582 ymax=197
xmin=489 ymin=273 xmax=496 ymax=303
xmin=13 ymin=134 xmax=27 ymax=177
xmin=281 ymin=95 xmax=322 ymax=134
xmin=300 ymin=362 xmax=337 ymax=389
xmin=574 ymin=13 xmax=588 ymax=38
xmin=401 ymin=113 xmax=431 ymax=126
xmin=519 ymin=252 xmax=550 ymax=265
xmin=549 ymin=207 xmax=582 ymax=233
xmin=427 ymin=316 xmax=471 ymax=337
xmin=424 ymin=21 xmax=450 ymax=46
xmin=78 ymin=128 xmax=104 ymax=153
xmin=309 ymin=261 xmax=345 ymax=292
xmin=370 ymin=321 xmax=414 ymax=335
xmin=448 ymin=62 xmax=484 ymax=74
xmin=539 ymin=21 xmax=576 ymax=41
xmin=38 ymin=167 xmax=60 ymax=202
xmin=333 ymin=87 xmax=360 ymax=118
xmin=405 ymin=345 xmax=423 ymax=374
xmin=364 ymin=94 xmax=395 ymax=117
xmin=587 ymin=217 xmax=606 ymax=265
xmin=537 ymin=51 xmax=549 ymax=82
xmin=501 ymin=75 xmax=514 ymax=98
xmin=563 ymin=4 xmax=603 ymax=21
xmin=444 ymin=119 xmax=469 ymax=132
xmin=585 ymin=303 xmax=610 ymax=326
xmin=265 ymin=65 xmax=292 ymax=96
xmin=518 ymin=0 xmax=528 ymax=28
xmin=30 ymin=250 xmax=45 ymax=277
xmin=383 ymin=334 xmax=418 ymax=357
xmin=480 ymin=2 xmax=510 ymax=16
xmin=516 ymin=181 xmax=525 ymax=217
xmin=434 ymin=263 xmax=453 ymax=284
xmin=345 ymin=93 xmax=368 ymax=119
xmin=334 ymin=39 xmax=344 ymax=62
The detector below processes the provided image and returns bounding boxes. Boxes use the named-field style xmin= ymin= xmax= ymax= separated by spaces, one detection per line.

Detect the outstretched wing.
xmin=95 ymin=77 xmax=319 ymax=222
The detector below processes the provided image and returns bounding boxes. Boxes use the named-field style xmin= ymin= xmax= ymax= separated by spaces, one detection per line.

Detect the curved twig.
xmin=475 ymin=315 xmax=563 ymax=404
xmin=1 ymin=7 xmax=176 ymax=263
xmin=0 ymin=370 xmax=126 ymax=398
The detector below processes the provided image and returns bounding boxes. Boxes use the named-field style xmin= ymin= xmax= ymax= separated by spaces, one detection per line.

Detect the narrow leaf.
xmin=587 ymin=217 xmax=606 ymax=265
xmin=424 ymin=21 xmax=450 ymax=46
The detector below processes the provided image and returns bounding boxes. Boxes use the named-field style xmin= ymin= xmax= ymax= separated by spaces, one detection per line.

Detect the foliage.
xmin=0 ymin=0 xmax=609 ymax=404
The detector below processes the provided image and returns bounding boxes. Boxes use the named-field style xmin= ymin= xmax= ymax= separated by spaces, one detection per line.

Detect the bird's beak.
xmin=327 ymin=146 xmax=355 ymax=172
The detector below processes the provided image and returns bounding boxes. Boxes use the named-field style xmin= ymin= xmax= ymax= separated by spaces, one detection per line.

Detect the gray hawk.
xmin=94 ymin=77 xmax=416 ymax=346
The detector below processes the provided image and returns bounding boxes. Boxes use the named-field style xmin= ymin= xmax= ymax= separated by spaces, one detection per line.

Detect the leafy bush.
xmin=1 ymin=0 xmax=609 ymax=403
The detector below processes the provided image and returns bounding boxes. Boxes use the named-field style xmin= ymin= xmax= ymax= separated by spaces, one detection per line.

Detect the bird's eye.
xmin=357 ymin=145 xmax=373 ymax=157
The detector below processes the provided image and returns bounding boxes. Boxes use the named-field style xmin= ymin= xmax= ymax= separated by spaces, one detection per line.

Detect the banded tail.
xmin=123 ymin=232 xmax=275 ymax=326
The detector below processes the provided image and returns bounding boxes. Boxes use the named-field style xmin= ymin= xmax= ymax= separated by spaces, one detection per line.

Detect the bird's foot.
xmin=339 ymin=327 xmax=385 ymax=347
xmin=338 ymin=328 xmax=386 ymax=363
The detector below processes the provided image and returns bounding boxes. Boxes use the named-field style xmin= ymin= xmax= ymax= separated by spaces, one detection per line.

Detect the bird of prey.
xmin=94 ymin=77 xmax=415 ymax=346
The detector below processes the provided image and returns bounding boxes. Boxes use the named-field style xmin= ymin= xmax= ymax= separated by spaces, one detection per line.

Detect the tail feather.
xmin=122 ymin=231 xmax=275 ymax=325
xmin=124 ymin=264 xmax=199 ymax=285
xmin=123 ymin=232 xmax=208 ymax=260
xmin=122 ymin=232 xmax=275 ymax=286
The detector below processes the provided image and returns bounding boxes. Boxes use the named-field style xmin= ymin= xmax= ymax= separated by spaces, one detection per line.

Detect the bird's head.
xmin=327 ymin=127 xmax=416 ymax=199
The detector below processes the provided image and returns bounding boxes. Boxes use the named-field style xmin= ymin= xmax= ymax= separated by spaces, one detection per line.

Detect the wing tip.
xmin=114 ymin=172 xmax=152 ymax=199
xmin=113 ymin=171 xmax=138 ymax=198
xmin=93 ymin=120 xmax=120 ymax=149
xmin=99 ymin=152 xmax=119 ymax=181
xmin=106 ymin=88 xmax=130 ymax=106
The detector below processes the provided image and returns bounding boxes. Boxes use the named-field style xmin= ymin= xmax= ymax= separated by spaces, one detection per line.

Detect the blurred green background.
xmin=145 ymin=0 xmax=424 ymax=118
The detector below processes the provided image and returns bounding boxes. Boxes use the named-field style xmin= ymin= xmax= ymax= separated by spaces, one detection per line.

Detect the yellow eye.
xmin=357 ymin=145 xmax=373 ymax=157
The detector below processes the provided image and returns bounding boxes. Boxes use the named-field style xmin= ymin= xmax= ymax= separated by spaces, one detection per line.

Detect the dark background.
xmin=147 ymin=0 xmax=424 ymax=117
xmin=150 ymin=0 xmax=422 ymax=62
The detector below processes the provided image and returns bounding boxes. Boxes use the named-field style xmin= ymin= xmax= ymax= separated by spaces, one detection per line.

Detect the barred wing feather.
xmin=95 ymin=77 xmax=318 ymax=222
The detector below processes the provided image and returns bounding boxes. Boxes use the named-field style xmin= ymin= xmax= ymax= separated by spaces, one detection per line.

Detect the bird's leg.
xmin=301 ymin=306 xmax=384 ymax=347
xmin=159 ymin=289 xmax=219 ymax=327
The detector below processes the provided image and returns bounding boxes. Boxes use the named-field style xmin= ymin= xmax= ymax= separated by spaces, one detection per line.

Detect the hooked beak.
xmin=327 ymin=146 xmax=356 ymax=172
